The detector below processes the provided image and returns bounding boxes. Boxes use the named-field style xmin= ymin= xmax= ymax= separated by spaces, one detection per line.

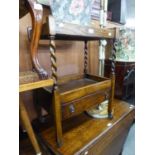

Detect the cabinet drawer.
xmin=62 ymin=89 xmax=110 ymax=120
xmin=102 ymin=29 xmax=115 ymax=38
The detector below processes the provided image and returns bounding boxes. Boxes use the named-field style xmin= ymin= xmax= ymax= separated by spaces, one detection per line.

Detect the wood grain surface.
xmin=37 ymin=99 xmax=135 ymax=155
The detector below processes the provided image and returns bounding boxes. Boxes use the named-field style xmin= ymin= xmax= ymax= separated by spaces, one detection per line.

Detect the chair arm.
xmin=27 ymin=0 xmax=48 ymax=79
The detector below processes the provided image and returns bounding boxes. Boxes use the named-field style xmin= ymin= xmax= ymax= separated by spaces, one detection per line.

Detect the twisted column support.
xmin=108 ymin=39 xmax=116 ymax=118
xmin=49 ymin=38 xmax=63 ymax=147
xmin=111 ymin=41 xmax=116 ymax=75
xmin=84 ymin=41 xmax=88 ymax=74
xmin=50 ymin=39 xmax=57 ymax=84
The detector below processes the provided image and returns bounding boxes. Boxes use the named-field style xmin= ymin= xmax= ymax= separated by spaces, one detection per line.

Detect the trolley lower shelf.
xmin=38 ymin=74 xmax=112 ymax=120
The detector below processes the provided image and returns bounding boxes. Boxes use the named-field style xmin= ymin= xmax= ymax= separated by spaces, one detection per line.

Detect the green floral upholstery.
xmin=37 ymin=0 xmax=94 ymax=26
xmin=37 ymin=0 xmax=50 ymax=6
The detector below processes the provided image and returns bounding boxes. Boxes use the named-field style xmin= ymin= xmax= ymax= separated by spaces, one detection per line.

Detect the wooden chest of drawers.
xmin=37 ymin=99 xmax=134 ymax=155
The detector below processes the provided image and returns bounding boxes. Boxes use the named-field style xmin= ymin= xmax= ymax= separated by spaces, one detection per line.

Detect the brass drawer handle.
xmin=108 ymin=32 xmax=112 ymax=36
xmin=88 ymin=28 xmax=94 ymax=34
xmin=84 ymin=151 xmax=88 ymax=155
xmin=69 ymin=104 xmax=75 ymax=113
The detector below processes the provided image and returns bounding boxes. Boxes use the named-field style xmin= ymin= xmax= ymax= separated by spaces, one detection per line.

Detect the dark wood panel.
xmin=104 ymin=59 xmax=135 ymax=99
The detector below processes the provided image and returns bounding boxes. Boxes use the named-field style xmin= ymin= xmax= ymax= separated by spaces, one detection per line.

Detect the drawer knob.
xmin=58 ymin=23 xmax=64 ymax=28
xmin=84 ymin=151 xmax=88 ymax=155
xmin=127 ymin=69 xmax=130 ymax=73
xmin=88 ymin=28 xmax=94 ymax=34
xmin=129 ymin=105 xmax=134 ymax=109
xmin=108 ymin=32 xmax=112 ymax=36
xmin=107 ymin=123 xmax=112 ymax=127
xmin=69 ymin=104 xmax=75 ymax=113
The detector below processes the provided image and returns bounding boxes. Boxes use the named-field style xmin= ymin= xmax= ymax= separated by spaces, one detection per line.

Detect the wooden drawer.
xmin=60 ymin=78 xmax=111 ymax=103
xmin=62 ymin=89 xmax=110 ymax=120
xmin=102 ymin=29 xmax=115 ymax=38
xmin=34 ymin=75 xmax=111 ymax=118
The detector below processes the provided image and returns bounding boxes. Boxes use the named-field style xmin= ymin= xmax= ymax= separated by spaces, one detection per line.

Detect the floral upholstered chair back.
xmin=37 ymin=0 xmax=94 ymax=26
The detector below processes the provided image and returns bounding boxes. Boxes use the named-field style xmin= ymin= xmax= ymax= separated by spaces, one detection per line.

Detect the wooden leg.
xmin=52 ymin=86 xmax=63 ymax=147
xmin=19 ymin=95 xmax=42 ymax=155
xmin=108 ymin=74 xmax=115 ymax=119
xmin=109 ymin=38 xmax=116 ymax=119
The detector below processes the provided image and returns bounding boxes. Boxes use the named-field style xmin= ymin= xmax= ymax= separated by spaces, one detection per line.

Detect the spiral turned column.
xmin=111 ymin=41 xmax=116 ymax=75
xmin=84 ymin=41 xmax=88 ymax=74
xmin=50 ymin=39 xmax=57 ymax=85
xmin=50 ymin=39 xmax=63 ymax=147
xmin=108 ymin=39 xmax=116 ymax=119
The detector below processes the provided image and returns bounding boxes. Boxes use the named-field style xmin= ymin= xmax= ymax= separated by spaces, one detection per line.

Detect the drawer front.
xmin=62 ymin=89 xmax=110 ymax=120
xmin=102 ymin=29 xmax=115 ymax=38
xmin=60 ymin=80 xmax=111 ymax=103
